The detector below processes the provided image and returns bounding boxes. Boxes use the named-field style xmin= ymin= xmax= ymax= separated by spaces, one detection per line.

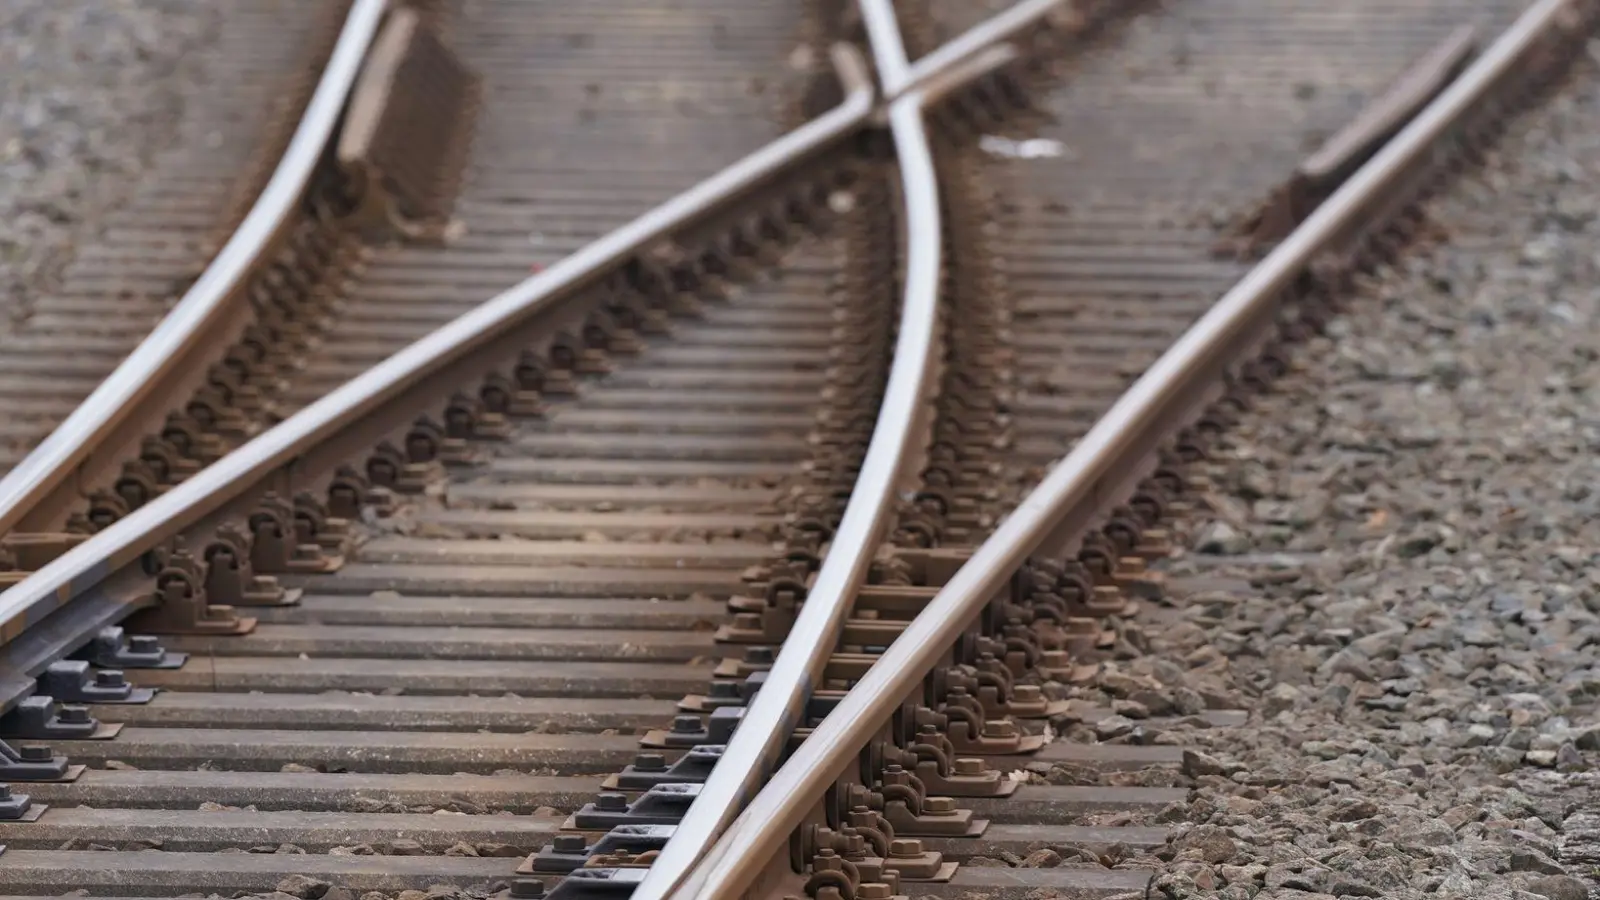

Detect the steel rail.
xmin=670 ymin=0 xmax=1581 ymax=897
xmin=0 ymin=46 xmax=876 ymax=660
xmin=895 ymin=0 xmax=1066 ymax=101
xmin=0 ymin=0 xmax=391 ymax=539
xmin=630 ymin=4 xmax=941 ymax=897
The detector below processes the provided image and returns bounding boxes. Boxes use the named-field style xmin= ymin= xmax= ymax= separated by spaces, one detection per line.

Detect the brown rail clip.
xmin=0 ymin=533 xmax=91 ymax=587
xmin=336 ymin=5 xmax=481 ymax=238
xmin=127 ymin=548 xmax=256 ymax=636
xmin=1220 ymin=24 xmax=1478 ymax=256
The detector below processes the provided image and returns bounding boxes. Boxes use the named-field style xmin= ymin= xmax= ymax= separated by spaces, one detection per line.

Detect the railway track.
xmin=0 ymin=0 xmax=345 ymax=468
xmin=0 ymin=0 xmax=1593 ymax=897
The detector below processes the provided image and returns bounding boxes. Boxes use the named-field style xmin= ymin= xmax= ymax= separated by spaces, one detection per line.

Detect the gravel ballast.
xmin=0 ymin=0 xmax=217 ymax=326
xmin=1086 ymin=51 xmax=1600 ymax=900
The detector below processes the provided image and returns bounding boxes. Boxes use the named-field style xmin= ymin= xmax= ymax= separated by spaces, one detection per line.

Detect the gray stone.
xmin=1526 ymin=749 xmax=1559 ymax=768
xmin=1020 ymin=848 xmax=1063 ymax=868
xmin=1575 ymin=725 xmax=1600 ymax=750
xmin=1095 ymin=714 xmax=1137 ymax=740
xmin=1510 ymin=848 xmax=1567 ymax=875
xmin=1327 ymin=875 xmax=1382 ymax=898
xmin=1397 ymin=821 xmax=1454 ymax=849
xmin=274 ymin=877 xmax=330 ymax=900
xmin=1525 ymin=875 xmax=1591 ymax=900
xmin=1466 ymin=723 xmax=1499 ymax=746
xmin=1556 ymin=742 xmax=1584 ymax=771
xmin=1219 ymin=864 xmax=1268 ymax=886
xmin=1180 ymin=749 xmax=1231 ymax=778
xmin=1483 ymin=746 xmax=1526 ymax=773
xmin=1319 ymin=649 xmax=1377 ymax=682
xmin=1175 ymin=825 xmax=1238 ymax=864
xmin=1505 ymin=727 xmax=1538 ymax=750
xmin=1441 ymin=804 xmax=1483 ymax=829
xmin=1150 ymin=873 xmax=1198 ymax=899
xmin=1327 ymin=798 xmax=1379 ymax=822
xmin=1111 ymin=698 xmax=1152 ymax=719
xmin=1194 ymin=521 xmax=1250 ymax=555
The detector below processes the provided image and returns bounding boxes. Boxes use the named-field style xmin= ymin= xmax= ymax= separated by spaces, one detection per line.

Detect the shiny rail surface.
xmin=0 ymin=0 xmax=1591 ymax=895
xmin=628 ymin=3 xmax=946 ymax=897
xmin=0 ymin=47 xmax=877 ymax=696
xmin=0 ymin=0 xmax=1051 ymax=705
xmin=0 ymin=0 xmax=1086 ymax=889
xmin=672 ymin=0 xmax=1592 ymax=897
xmin=0 ymin=0 xmax=389 ymax=540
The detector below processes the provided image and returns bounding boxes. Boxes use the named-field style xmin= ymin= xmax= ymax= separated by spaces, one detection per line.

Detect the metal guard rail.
xmin=668 ymin=0 xmax=1583 ymax=897
xmin=629 ymin=2 xmax=941 ymax=897
xmin=0 ymin=0 xmax=392 ymax=540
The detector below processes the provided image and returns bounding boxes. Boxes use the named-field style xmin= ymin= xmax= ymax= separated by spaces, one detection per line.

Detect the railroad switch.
xmin=38 ymin=660 xmax=153 ymax=705
xmin=83 ymin=626 xmax=186 ymax=669
xmin=526 ymin=824 xmax=675 ymax=875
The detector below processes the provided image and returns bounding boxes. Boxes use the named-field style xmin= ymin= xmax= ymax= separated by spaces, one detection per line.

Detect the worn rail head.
xmin=0 ymin=0 xmax=392 ymax=541
xmin=669 ymin=0 xmax=1593 ymax=897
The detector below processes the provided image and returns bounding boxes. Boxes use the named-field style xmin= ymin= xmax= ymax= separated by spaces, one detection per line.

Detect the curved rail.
xmin=0 ymin=0 xmax=391 ymax=539
xmin=668 ymin=0 xmax=1583 ymax=897
xmin=0 ymin=47 xmax=877 ymax=664
xmin=628 ymin=4 xmax=942 ymax=899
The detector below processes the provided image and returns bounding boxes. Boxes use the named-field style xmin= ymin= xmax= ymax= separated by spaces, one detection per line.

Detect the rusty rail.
xmin=668 ymin=0 xmax=1593 ymax=897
